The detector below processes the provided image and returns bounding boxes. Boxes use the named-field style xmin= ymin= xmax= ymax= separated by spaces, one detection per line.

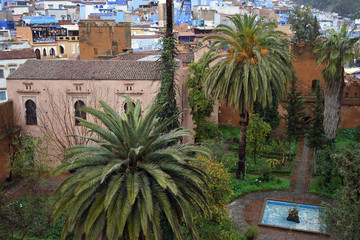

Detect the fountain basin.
xmin=259 ymin=200 xmax=326 ymax=234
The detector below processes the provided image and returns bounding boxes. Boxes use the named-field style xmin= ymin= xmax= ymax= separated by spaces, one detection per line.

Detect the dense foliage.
xmin=283 ymin=68 xmax=306 ymax=161
xmin=156 ymin=36 xmax=179 ymax=134
xmin=324 ymin=148 xmax=360 ymax=239
xmin=293 ymin=0 xmax=360 ymax=19
xmin=253 ymin=89 xmax=280 ymax=131
xmin=306 ymin=82 xmax=325 ymax=173
xmin=288 ymin=5 xmax=320 ymax=42
xmin=186 ymin=55 xmax=218 ymax=142
xmin=52 ymin=97 xmax=211 ymax=240
xmin=246 ymin=114 xmax=271 ymax=165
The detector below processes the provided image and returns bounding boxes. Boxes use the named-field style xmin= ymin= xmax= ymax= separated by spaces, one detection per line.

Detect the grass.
xmin=227 ymin=174 xmax=290 ymax=203
xmin=310 ymin=177 xmax=343 ymax=198
xmin=224 ymin=153 xmax=296 ymax=176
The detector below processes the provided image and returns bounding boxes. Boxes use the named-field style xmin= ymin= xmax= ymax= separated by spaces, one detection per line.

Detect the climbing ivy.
xmin=156 ymin=36 xmax=179 ymax=133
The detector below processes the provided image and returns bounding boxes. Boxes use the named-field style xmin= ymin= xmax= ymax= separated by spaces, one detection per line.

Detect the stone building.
xmin=6 ymin=59 xmax=197 ymax=159
xmin=78 ymin=20 xmax=131 ymax=60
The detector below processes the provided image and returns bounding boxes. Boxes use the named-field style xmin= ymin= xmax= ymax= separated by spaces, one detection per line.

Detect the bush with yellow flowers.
xmin=190 ymin=155 xmax=234 ymax=223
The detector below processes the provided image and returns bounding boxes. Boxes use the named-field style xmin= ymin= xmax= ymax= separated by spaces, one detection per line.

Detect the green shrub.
xmin=243 ymin=225 xmax=260 ymax=240
xmin=259 ymin=166 xmax=273 ymax=182
xmin=353 ymin=126 xmax=360 ymax=142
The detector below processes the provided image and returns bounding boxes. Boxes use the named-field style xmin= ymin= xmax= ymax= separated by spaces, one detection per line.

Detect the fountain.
xmin=259 ymin=200 xmax=326 ymax=234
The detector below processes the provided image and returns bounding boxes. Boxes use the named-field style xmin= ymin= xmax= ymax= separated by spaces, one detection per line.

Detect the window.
xmin=50 ymin=48 xmax=55 ymax=56
xmin=124 ymin=102 xmax=135 ymax=113
xmin=48 ymin=4 xmax=53 ymax=9
xmin=311 ymin=80 xmax=319 ymax=92
xmin=0 ymin=69 xmax=4 ymax=78
xmin=35 ymin=49 xmax=41 ymax=59
xmin=74 ymin=100 xmax=86 ymax=125
xmin=25 ymin=99 xmax=37 ymax=125
xmin=9 ymin=67 xmax=16 ymax=74
xmin=0 ymin=90 xmax=7 ymax=102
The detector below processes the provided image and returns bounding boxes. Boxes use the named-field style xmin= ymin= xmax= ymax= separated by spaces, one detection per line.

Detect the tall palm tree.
xmin=314 ymin=24 xmax=359 ymax=140
xmin=52 ymin=97 xmax=210 ymax=240
xmin=203 ymin=14 xmax=292 ymax=179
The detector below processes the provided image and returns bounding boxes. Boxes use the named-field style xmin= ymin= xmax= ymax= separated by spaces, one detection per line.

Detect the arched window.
xmin=123 ymin=101 xmax=135 ymax=113
xmin=74 ymin=100 xmax=86 ymax=125
xmin=35 ymin=49 xmax=41 ymax=59
xmin=43 ymin=48 xmax=47 ymax=57
xmin=60 ymin=45 xmax=65 ymax=54
xmin=25 ymin=100 xmax=37 ymax=125
xmin=50 ymin=48 xmax=55 ymax=56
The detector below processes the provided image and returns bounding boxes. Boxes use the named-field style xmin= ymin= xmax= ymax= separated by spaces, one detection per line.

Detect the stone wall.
xmin=78 ymin=20 xmax=131 ymax=60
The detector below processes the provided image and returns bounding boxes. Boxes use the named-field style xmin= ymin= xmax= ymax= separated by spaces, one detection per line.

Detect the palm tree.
xmin=314 ymin=24 xmax=359 ymax=140
xmin=52 ymin=97 xmax=210 ymax=240
xmin=203 ymin=14 xmax=292 ymax=179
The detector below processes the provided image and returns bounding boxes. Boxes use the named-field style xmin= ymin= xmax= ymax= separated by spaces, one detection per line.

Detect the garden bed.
xmin=227 ymin=174 xmax=290 ymax=203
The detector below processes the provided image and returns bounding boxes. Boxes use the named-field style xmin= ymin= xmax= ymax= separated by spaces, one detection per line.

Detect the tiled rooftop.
xmin=0 ymin=49 xmax=36 ymax=60
xmin=8 ymin=60 xmax=161 ymax=80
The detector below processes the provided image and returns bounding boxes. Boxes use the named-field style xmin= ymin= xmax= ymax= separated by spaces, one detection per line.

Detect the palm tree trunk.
xmin=165 ymin=0 xmax=173 ymax=38
xmin=236 ymin=108 xmax=249 ymax=180
xmin=323 ymin=74 xmax=345 ymax=140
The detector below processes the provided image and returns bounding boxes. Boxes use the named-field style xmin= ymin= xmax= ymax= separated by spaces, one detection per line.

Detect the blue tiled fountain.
xmin=260 ymin=200 xmax=326 ymax=233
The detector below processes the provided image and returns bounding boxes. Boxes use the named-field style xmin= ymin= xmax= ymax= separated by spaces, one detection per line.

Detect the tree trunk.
xmin=313 ymin=149 xmax=317 ymax=174
xmin=165 ymin=0 xmax=173 ymax=38
xmin=323 ymin=75 xmax=345 ymax=140
xmin=236 ymin=108 xmax=249 ymax=180
xmin=288 ymin=140 xmax=292 ymax=162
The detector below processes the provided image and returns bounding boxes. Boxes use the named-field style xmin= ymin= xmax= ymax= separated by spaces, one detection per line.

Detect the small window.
xmin=311 ymin=80 xmax=319 ymax=92
xmin=9 ymin=67 xmax=16 ymax=74
xmin=74 ymin=100 xmax=86 ymax=125
xmin=94 ymin=48 xmax=98 ymax=55
xmin=25 ymin=99 xmax=37 ymax=125
xmin=0 ymin=69 xmax=4 ymax=78
xmin=355 ymin=93 xmax=358 ymax=98
xmin=0 ymin=90 xmax=7 ymax=101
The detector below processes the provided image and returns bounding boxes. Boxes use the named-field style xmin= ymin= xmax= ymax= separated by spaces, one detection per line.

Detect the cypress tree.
xmin=283 ymin=68 xmax=307 ymax=161
xmin=306 ymin=82 xmax=325 ymax=173
xmin=254 ymin=88 xmax=280 ymax=131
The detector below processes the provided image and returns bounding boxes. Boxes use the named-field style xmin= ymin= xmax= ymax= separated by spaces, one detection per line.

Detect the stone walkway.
xmin=226 ymin=140 xmax=334 ymax=240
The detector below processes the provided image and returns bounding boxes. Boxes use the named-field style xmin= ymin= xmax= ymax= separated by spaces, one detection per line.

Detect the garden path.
xmin=227 ymin=139 xmax=335 ymax=240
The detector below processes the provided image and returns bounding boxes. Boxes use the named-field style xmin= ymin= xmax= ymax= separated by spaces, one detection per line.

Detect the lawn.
xmin=310 ymin=177 xmax=343 ymax=198
xmin=227 ymin=174 xmax=290 ymax=203
xmin=224 ymin=152 xmax=296 ymax=176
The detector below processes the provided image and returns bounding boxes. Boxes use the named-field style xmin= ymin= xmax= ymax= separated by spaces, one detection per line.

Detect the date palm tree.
xmin=314 ymin=24 xmax=359 ymax=140
xmin=203 ymin=14 xmax=292 ymax=179
xmin=52 ymin=97 xmax=210 ymax=240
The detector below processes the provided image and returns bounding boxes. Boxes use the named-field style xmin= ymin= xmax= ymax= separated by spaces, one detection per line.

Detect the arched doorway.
xmin=60 ymin=45 xmax=65 ymax=54
xmin=35 ymin=49 xmax=41 ymax=59
xmin=50 ymin=48 xmax=55 ymax=56
xmin=25 ymin=99 xmax=37 ymax=125
xmin=74 ymin=100 xmax=86 ymax=125
xmin=123 ymin=101 xmax=136 ymax=113
xmin=43 ymin=48 xmax=47 ymax=57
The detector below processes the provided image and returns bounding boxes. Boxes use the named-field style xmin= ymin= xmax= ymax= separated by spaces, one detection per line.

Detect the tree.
xmin=288 ymin=5 xmax=320 ymax=43
xmin=306 ymin=82 xmax=325 ymax=173
xmin=254 ymin=89 xmax=280 ymax=131
xmin=52 ymin=96 xmax=210 ymax=240
xmin=156 ymin=0 xmax=179 ymax=134
xmin=283 ymin=68 xmax=307 ymax=162
xmin=314 ymin=24 xmax=359 ymax=140
xmin=186 ymin=54 xmax=217 ymax=142
xmin=246 ymin=113 xmax=271 ymax=165
xmin=324 ymin=148 xmax=360 ymax=240
xmin=203 ymin=14 xmax=292 ymax=179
